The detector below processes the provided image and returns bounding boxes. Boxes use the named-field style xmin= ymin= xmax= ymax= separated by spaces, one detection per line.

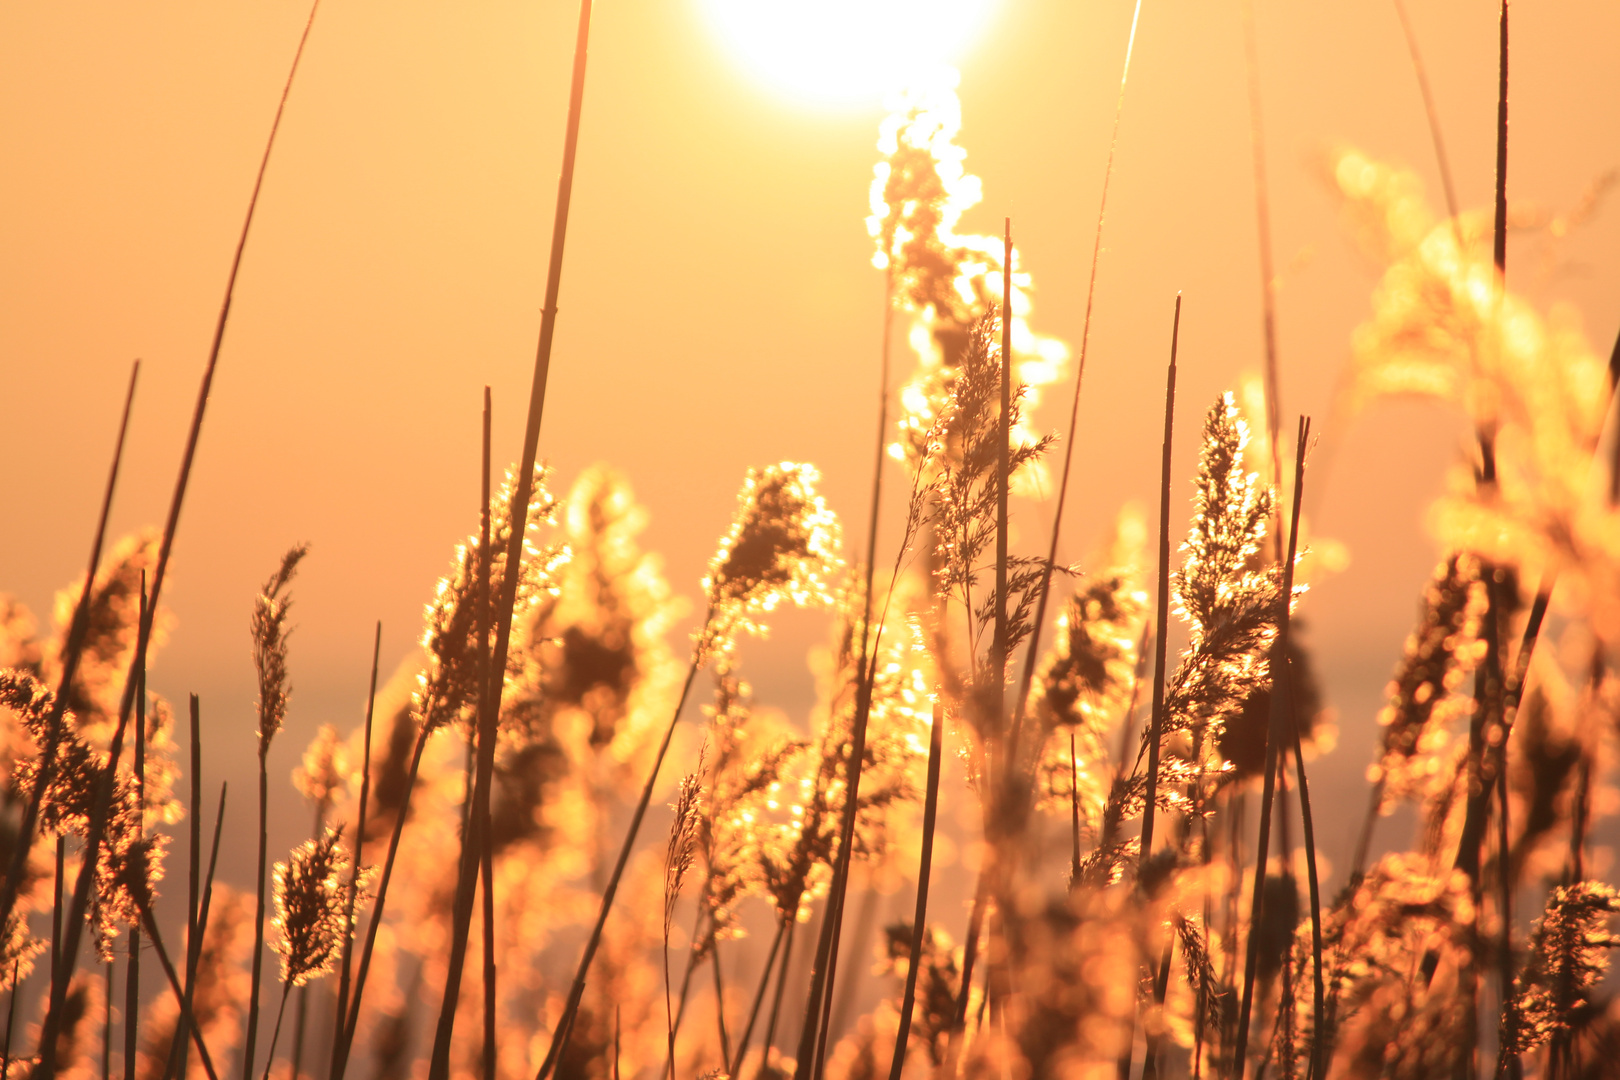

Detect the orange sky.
xmin=2 ymin=0 xmax=1618 ymax=876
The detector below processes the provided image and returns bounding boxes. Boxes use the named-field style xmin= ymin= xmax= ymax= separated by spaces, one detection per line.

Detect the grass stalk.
xmin=132 ymin=895 xmax=221 ymax=1080
xmin=710 ymin=937 xmax=732 ymax=1067
xmin=479 ymin=387 xmax=496 ymax=1080
xmin=760 ymin=916 xmax=799 ymax=1076
xmin=535 ymin=657 xmax=704 ymax=1080
xmin=330 ymin=623 xmax=380 ymax=1074
xmin=180 ymin=694 xmax=202 ymax=1080
xmin=1240 ymin=0 xmax=1285 ymax=503
xmin=729 ymin=919 xmax=787 ymax=1079
xmin=245 ymin=743 xmax=272 ymax=1080
xmin=887 ymin=698 xmax=945 ymax=1080
xmin=105 ymin=962 xmax=114 ymax=1080
xmin=334 ymin=729 xmax=434 ymax=1080
xmin=1285 ymin=652 xmax=1326 ymax=1078
xmin=425 ymin=393 xmax=500 ymax=1080
xmin=797 ymin=268 xmax=900 ymax=1080
xmin=38 ymin=3 xmax=323 ymax=1069
xmin=1007 ymin=0 xmax=1145 ymax=857
xmin=466 ymin=0 xmax=595 ymax=1064
xmin=1120 ymin=295 xmax=1181 ymax=1080
xmin=166 ymin=784 xmax=229 ymax=1080
xmin=260 ymin=989 xmax=292 ymax=1080
xmin=124 ymin=581 xmax=149 ymax=1080
xmin=1232 ymin=416 xmax=1310 ymax=1079
xmin=3 ymin=962 xmax=16 ymax=1080
xmin=0 ymin=359 xmax=138 ymax=941
xmin=1137 ymin=293 xmax=1181 ymax=870
xmin=1390 ymin=0 xmax=1462 ymax=222
xmin=991 ymin=224 xmax=1012 ymax=770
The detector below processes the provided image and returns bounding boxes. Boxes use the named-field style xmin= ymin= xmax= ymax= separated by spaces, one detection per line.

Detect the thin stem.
xmin=40 ymin=0 xmax=322 ymax=1048
xmin=761 ymin=916 xmax=799 ymax=1076
xmin=330 ymin=622 xmax=381 ymax=1076
xmin=711 ymin=937 xmax=732 ymax=1068
xmin=1138 ymin=294 xmax=1182 ymax=869
xmin=0 ymin=359 xmax=139 ymax=952
xmin=489 ymin=0 xmax=599 ymax=1063
xmin=245 ymin=750 xmax=270 ymax=1080
xmin=1391 ymin=0 xmax=1462 ymax=223
xmin=799 ymin=269 xmax=901 ymax=1080
xmin=729 ymin=919 xmax=787 ymax=1079
xmin=181 ymin=694 xmax=202 ymax=1080
xmin=165 ymin=784 xmax=229 ymax=1080
xmin=1287 ymin=664 xmax=1326 ymax=1080
xmin=887 ymin=698 xmax=945 ymax=1080
xmin=1008 ymin=0 xmax=1145 ymax=762
xmin=133 ymin=897 xmax=220 ymax=1080
xmin=1240 ymin=0 xmax=1285 ymax=503
xmin=334 ymin=729 xmax=433 ymax=1080
xmin=479 ymin=388 xmax=497 ymax=1080
xmin=5 ymin=961 xmax=20 ymax=1080
xmin=425 ymin=392 xmax=500 ymax=1080
xmin=535 ymin=655 xmax=705 ymax=1080
xmin=1232 ymin=416 xmax=1311 ymax=1078
xmin=260 ymin=987 xmax=291 ymax=1080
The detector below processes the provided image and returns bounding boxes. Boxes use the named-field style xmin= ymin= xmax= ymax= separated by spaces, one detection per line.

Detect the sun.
xmin=697 ymin=0 xmax=1000 ymax=108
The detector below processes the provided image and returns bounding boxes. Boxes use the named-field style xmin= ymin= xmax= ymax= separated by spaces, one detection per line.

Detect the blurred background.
xmin=2 ymin=0 xmax=1617 ymax=894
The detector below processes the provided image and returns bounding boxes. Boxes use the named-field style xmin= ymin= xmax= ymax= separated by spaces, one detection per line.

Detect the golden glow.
xmin=698 ymin=0 xmax=999 ymax=106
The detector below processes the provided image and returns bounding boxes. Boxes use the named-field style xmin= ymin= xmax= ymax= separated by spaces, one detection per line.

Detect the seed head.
xmin=698 ymin=463 xmax=842 ymax=665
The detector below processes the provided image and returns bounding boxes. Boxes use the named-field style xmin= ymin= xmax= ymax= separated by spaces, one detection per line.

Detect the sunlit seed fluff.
xmin=413 ymin=463 xmax=563 ymax=738
xmin=663 ymin=761 xmax=704 ymax=939
xmin=253 ymin=544 xmax=309 ymax=754
xmin=272 ymin=826 xmax=365 ymax=988
xmin=867 ymin=73 xmax=1067 ymax=478
xmin=293 ymin=723 xmax=349 ymax=810
xmin=1502 ymin=881 xmax=1620 ymax=1054
xmin=1369 ymin=553 xmax=1488 ymax=805
xmin=697 ymin=462 xmax=842 ymax=666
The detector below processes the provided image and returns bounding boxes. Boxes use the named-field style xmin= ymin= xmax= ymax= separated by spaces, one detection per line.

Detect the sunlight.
xmin=697 ymin=0 xmax=1000 ymax=107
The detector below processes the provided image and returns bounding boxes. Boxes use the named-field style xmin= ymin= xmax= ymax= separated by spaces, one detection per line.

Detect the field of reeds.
xmin=4 ymin=4 xmax=1620 ymax=1080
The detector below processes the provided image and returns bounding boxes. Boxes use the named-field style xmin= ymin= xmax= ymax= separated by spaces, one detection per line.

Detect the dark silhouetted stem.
xmin=729 ymin=919 xmax=787 ymax=1079
xmin=0 ymin=359 xmax=138 ymax=942
xmin=1233 ymin=417 xmax=1310 ymax=1078
xmin=330 ymin=623 xmax=380 ymax=1076
xmin=887 ymin=698 xmax=945 ymax=1080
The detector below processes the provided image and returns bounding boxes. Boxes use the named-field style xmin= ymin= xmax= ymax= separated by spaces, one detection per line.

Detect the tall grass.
xmin=5 ymin=6 xmax=1620 ymax=1080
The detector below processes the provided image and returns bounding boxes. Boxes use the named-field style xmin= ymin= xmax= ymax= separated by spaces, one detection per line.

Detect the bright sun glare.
xmin=698 ymin=0 xmax=1000 ymax=107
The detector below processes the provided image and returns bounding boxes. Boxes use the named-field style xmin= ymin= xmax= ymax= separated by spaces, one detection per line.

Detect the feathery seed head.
xmin=698 ymin=462 xmax=842 ymax=665
xmin=253 ymin=544 xmax=309 ymax=754
xmin=415 ymin=463 xmax=563 ymax=738
xmin=272 ymin=825 xmax=365 ymax=987
xmin=293 ymin=723 xmax=350 ymax=811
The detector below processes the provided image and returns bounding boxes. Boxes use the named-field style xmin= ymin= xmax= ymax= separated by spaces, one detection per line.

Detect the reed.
xmin=7 ymin=7 xmax=1619 ymax=1080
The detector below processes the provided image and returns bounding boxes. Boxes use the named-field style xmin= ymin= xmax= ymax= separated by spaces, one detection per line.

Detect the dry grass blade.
xmin=329 ymin=623 xmax=380 ymax=1074
xmin=1010 ymin=0 xmax=1144 ymax=782
xmin=0 ymin=359 xmax=138 ymax=942
xmin=804 ymin=221 xmax=903 ymax=1080
xmin=332 ymin=729 xmax=432 ymax=1080
xmin=478 ymin=4 xmax=595 ymax=1069
xmin=1138 ymin=293 xmax=1181 ymax=873
xmin=1233 ymin=418 xmax=1308 ymax=1078
xmin=165 ymin=784 xmax=228 ymax=1080
xmin=888 ymin=697 xmax=945 ymax=1080
xmin=426 ymin=392 xmax=502 ymax=1079
xmin=246 ymin=546 xmax=309 ymax=1080
xmin=1280 ymin=422 xmax=1325 ymax=1080
xmin=1241 ymin=0 xmax=1285 ymax=499
xmin=36 ymin=1 xmax=323 ymax=1065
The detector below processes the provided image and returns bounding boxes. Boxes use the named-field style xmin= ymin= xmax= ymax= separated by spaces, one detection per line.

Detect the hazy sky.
xmin=2 ymin=0 xmax=1617 ymax=883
